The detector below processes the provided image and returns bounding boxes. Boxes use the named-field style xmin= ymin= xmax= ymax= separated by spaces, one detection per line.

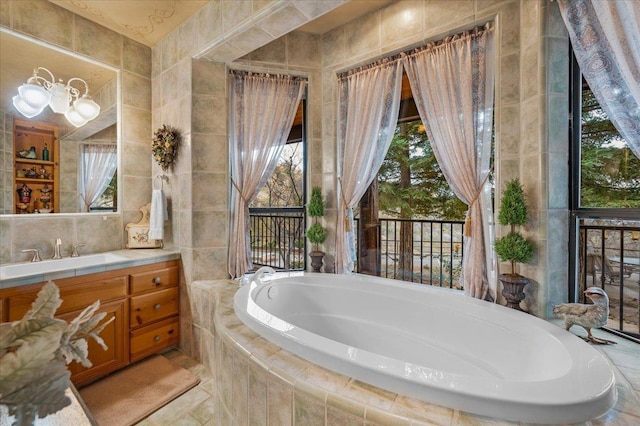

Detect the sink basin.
xmin=0 ymin=253 xmax=130 ymax=280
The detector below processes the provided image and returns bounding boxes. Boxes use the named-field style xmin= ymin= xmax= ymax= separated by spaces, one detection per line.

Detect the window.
xmin=356 ymin=72 xmax=471 ymax=286
xmin=78 ymin=144 xmax=117 ymax=212
xmin=577 ymin=77 xmax=640 ymax=208
xmin=89 ymin=172 xmax=117 ymax=211
xmin=249 ymin=98 xmax=307 ymax=270
xmin=569 ymin=50 xmax=640 ymax=339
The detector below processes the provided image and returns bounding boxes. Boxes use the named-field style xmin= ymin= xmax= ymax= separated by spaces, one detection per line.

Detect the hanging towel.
xmin=149 ymin=189 xmax=168 ymax=240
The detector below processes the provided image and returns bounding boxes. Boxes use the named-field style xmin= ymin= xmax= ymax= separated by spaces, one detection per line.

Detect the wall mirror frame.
xmin=0 ymin=27 xmax=121 ymax=216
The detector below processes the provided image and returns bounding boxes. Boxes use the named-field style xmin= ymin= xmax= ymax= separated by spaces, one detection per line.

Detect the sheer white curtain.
xmin=558 ymin=0 xmax=640 ymax=159
xmin=228 ymin=71 xmax=305 ymax=278
xmin=79 ymin=144 xmax=117 ymax=212
xmin=403 ymin=25 xmax=497 ymax=300
xmin=336 ymin=58 xmax=403 ymax=274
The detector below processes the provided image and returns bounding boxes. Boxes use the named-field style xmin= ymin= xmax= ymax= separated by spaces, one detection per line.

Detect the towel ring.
xmin=154 ymin=174 xmax=168 ymax=190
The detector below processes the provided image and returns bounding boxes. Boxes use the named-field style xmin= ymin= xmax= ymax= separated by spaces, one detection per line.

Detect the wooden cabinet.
xmin=0 ymin=259 xmax=180 ymax=387
xmin=13 ymin=118 xmax=59 ymax=214
xmin=129 ymin=264 xmax=180 ymax=363
xmin=59 ymin=298 xmax=129 ymax=386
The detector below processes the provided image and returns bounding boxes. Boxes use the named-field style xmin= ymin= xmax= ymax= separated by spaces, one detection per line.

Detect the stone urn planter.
xmin=499 ymin=274 xmax=529 ymax=311
xmin=309 ymin=250 xmax=325 ymax=273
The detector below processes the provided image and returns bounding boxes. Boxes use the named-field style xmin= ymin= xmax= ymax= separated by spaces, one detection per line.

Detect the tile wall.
xmin=2 ymin=0 xmax=573 ymax=360
xmin=227 ymin=0 xmax=571 ymax=318
xmin=0 ymin=0 xmax=152 ymax=262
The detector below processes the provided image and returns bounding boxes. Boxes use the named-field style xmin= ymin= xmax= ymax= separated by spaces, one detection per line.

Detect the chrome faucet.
xmin=21 ymin=249 xmax=41 ymax=262
xmin=52 ymin=238 xmax=63 ymax=259
xmin=71 ymin=243 xmax=85 ymax=257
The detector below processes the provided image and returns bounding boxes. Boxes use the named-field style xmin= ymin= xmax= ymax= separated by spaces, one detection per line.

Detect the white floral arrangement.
xmin=152 ymin=124 xmax=180 ymax=172
xmin=0 ymin=282 xmax=112 ymax=425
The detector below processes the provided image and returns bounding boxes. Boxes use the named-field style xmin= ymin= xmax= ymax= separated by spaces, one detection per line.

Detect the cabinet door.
xmin=59 ymin=298 xmax=129 ymax=387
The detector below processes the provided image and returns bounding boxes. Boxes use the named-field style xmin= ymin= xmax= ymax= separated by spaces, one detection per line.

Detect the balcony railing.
xmin=355 ymin=217 xmax=465 ymax=289
xmin=249 ymin=208 xmax=306 ymax=271
xmin=579 ymin=220 xmax=640 ymax=338
xmin=249 ymin=211 xmax=638 ymax=338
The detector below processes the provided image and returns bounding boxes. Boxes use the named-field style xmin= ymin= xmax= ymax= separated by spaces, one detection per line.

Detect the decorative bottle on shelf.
xmin=42 ymin=143 xmax=49 ymax=161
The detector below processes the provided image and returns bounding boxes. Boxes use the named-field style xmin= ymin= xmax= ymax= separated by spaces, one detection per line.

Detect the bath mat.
xmin=78 ymin=355 xmax=200 ymax=426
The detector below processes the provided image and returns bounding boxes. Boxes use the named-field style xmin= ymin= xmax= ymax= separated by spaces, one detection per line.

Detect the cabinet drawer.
xmin=130 ymin=287 xmax=179 ymax=328
xmin=8 ymin=276 xmax=128 ymax=321
xmin=130 ymin=316 xmax=179 ymax=362
xmin=130 ymin=266 xmax=179 ymax=295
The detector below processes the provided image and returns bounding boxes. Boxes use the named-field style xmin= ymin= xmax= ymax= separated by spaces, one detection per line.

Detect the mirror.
xmin=0 ymin=29 xmax=119 ymax=215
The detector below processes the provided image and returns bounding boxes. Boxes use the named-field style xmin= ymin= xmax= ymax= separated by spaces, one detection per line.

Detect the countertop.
xmin=0 ymin=248 xmax=181 ymax=289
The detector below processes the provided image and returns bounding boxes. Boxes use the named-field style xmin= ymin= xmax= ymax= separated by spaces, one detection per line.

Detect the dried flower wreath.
xmin=152 ymin=124 xmax=180 ymax=171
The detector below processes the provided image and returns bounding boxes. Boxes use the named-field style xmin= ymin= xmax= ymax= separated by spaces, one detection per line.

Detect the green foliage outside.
xmin=494 ymin=179 xmax=534 ymax=275
xmin=378 ymin=121 xmax=467 ymax=220
xmin=580 ymin=87 xmax=640 ymax=208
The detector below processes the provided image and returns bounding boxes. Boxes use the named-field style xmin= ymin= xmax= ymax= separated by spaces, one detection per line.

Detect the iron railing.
xmin=248 ymin=210 xmax=639 ymax=339
xmin=579 ymin=221 xmax=640 ymax=339
xmin=249 ymin=208 xmax=306 ymax=271
xmin=355 ymin=217 xmax=465 ymax=289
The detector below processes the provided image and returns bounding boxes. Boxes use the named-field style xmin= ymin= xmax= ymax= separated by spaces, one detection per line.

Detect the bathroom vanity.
xmin=0 ymin=254 xmax=180 ymax=387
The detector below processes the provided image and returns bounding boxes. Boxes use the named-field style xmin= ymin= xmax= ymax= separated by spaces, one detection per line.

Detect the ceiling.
xmin=48 ymin=0 xmax=395 ymax=46
xmin=2 ymin=0 xmax=394 ymax=131
xmin=49 ymin=0 xmax=210 ymax=47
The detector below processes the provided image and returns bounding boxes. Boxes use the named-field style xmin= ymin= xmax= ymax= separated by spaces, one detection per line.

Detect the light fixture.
xmin=13 ymin=67 xmax=100 ymax=127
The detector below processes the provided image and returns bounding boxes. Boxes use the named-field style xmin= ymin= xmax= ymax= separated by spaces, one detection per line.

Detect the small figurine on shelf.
xmin=16 ymin=203 xmax=29 ymax=214
xmin=17 ymin=183 xmax=32 ymax=204
xmin=25 ymin=167 xmax=38 ymax=178
xmin=40 ymin=184 xmax=51 ymax=207
xmin=42 ymin=143 xmax=50 ymax=161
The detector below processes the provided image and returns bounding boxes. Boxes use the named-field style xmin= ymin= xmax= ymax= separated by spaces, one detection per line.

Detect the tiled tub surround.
xmin=192 ymin=280 xmax=640 ymax=426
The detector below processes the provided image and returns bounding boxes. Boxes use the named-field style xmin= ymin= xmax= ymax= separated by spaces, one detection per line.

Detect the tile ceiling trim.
xmin=196 ymin=0 xmax=346 ymax=64
xmin=49 ymin=0 xmax=208 ymax=47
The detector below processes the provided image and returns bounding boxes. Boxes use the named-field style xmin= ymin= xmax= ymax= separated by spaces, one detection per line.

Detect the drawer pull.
xmin=154 ymin=335 xmax=161 ymax=342
xmin=153 ymin=277 xmax=161 ymax=286
xmin=154 ymin=303 xmax=161 ymax=310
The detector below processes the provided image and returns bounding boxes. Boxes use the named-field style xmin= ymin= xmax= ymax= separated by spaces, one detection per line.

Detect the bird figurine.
xmin=553 ymin=287 xmax=616 ymax=344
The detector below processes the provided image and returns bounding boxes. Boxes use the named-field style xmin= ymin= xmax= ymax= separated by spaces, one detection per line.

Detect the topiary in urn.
xmin=494 ymin=178 xmax=535 ymax=310
xmin=306 ymin=186 xmax=328 ymax=272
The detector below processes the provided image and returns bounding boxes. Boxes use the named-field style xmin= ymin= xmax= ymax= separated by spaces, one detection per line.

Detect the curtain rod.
xmin=228 ymin=69 xmax=308 ymax=81
xmin=337 ymin=22 xmax=494 ymax=79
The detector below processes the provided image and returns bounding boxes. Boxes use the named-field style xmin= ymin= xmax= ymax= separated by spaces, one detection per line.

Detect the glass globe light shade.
xmin=64 ymin=105 xmax=88 ymax=127
xmin=73 ymin=94 xmax=100 ymax=121
xmin=17 ymin=83 xmax=51 ymax=110
xmin=13 ymin=95 xmax=44 ymax=118
xmin=49 ymin=82 xmax=71 ymax=113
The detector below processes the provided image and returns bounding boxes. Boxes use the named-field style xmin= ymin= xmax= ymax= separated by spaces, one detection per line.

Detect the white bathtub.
xmin=234 ymin=272 xmax=617 ymax=424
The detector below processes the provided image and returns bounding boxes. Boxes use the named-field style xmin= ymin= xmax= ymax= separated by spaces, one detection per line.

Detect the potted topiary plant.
xmin=306 ymin=186 xmax=328 ymax=272
xmin=494 ymin=178 xmax=535 ymax=311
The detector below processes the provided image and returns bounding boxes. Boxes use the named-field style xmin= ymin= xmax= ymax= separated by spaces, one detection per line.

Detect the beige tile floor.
xmin=133 ymin=326 xmax=640 ymax=426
